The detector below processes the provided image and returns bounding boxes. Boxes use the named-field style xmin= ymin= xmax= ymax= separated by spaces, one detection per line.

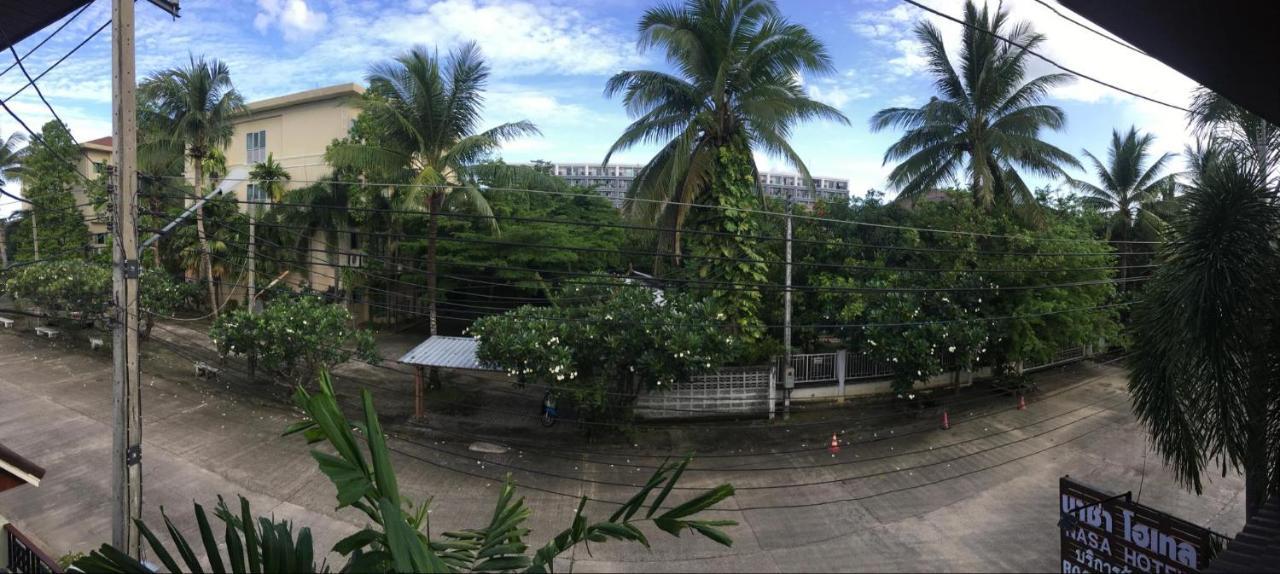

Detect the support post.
xmin=767 ymin=366 xmax=776 ymax=420
xmin=247 ymin=212 xmax=256 ymax=314
xmin=110 ymin=0 xmax=142 ymax=557
xmin=783 ymin=194 xmax=792 ymax=419
xmin=835 ymin=350 xmax=847 ymax=405
xmin=414 ymin=366 xmax=425 ymax=419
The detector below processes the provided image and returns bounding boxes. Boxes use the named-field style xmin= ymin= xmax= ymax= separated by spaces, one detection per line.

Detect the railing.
xmin=3 ymin=524 xmax=61 ymax=574
xmin=1023 ymin=345 xmax=1087 ymax=373
xmin=782 ymin=351 xmax=895 ymax=385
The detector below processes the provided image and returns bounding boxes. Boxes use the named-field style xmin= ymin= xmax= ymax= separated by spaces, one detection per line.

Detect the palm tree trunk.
xmin=427 ymin=191 xmax=442 ymax=336
xmin=0 ymin=220 xmax=8 ymax=267
xmin=194 ymin=160 xmax=219 ymax=316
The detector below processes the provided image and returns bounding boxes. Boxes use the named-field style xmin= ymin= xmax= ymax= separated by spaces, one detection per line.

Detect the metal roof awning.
xmin=398 ymin=336 xmax=499 ymax=371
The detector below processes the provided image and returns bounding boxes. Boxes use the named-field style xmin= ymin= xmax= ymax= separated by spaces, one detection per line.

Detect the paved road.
xmin=0 ymin=329 xmax=1247 ymax=572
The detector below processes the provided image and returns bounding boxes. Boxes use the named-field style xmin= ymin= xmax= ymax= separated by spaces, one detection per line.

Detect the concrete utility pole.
xmin=110 ymin=0 xmax=142 ymax=557
xmin=783 ymin=193 xmax=793 ymax=419
xmin=247 ymin=205 xmax=256 ymax=314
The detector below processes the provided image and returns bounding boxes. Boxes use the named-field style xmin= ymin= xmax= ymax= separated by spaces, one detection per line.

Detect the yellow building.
xmin=79 ymin=83 xmax=367 ymax=300
xmin=211 ymin=83 xmax=365 ymax=295
xmin=77 ymin=136 xmax=113 ymax=249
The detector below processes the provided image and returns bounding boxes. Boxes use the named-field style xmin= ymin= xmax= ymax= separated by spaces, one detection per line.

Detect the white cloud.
xmin=852 ymin=3 xmax=927 ymax=77
xmin=368 ymin=0 xmax=640 ymax=77
xmin=808 ymin=79 xmax=872 ymax=110
xmin=254 ymin=0 xmax=329 ymax=41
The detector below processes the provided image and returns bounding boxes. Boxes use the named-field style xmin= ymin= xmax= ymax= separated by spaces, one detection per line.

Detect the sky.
xmin=0 ymin=0 xmax=1201 ymax=217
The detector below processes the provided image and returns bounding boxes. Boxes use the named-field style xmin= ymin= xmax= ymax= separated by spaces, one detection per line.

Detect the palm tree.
xmin=246 ymin=154 xmax=291 ymax=309
xmin=1066 ymin=126 xmax=1174 ymax=282
xmin=603 ymin=0 xmax=847 ymax=254
xmin=281 ymin=177 xmax=354 ymax=295
xmin=326 ymin=43 xmax=549 ymax=336
xmin=1129 ymin=142 xmax=1280 ymax=520
xmin=0 ymin=132 xmax=24 ymax=268
xmin=249 ymin=153 xmax=290 ymax=204
xmin=1188 ymin=88 xmax=1279 ymax=189
xmin=870 ymin=0 xmax=1080 ymax=210
xmin=141 ymin=56 xmax=246 ymax=317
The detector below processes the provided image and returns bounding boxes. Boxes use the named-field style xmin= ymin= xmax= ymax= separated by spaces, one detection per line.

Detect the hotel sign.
xmin=1060 ymin=477 xmax=1214 ymax=573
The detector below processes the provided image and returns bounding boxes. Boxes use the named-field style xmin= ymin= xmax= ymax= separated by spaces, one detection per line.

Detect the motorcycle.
xmin=541 ymin=390 xmax=558 ymax=427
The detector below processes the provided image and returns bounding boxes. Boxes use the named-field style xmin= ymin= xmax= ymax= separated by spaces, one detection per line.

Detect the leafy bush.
xmin=471 ymin=281 xmax=737 ymax=416
xmin=209 ymin=295 xmax=380 ymax=385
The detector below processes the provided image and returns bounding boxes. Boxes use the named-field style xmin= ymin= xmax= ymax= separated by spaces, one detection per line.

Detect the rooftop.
xmin=245 ymin=83 xmax=365 ymax=115
xmin=398 ymin=336 xmax=497 ymax=371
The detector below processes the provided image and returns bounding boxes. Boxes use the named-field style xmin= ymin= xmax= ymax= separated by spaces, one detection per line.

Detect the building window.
xmin=94 ymin=233 xmax=107 ymax=246
xmin=246 ymin=182 xmax=268 ymax=206
xmin=246 ymin=130 xmax=266 ymax=164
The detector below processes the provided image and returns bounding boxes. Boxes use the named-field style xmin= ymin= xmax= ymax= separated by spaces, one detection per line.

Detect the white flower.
xmin=948 ymin=346 xmax=956 ymax=353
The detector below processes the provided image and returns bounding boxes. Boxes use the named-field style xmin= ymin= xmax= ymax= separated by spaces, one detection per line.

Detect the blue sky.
xmin=1 ymin=0 xmax=1199 ymax=216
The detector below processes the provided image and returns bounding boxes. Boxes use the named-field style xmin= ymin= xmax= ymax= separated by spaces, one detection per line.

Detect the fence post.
xmin=768 ymin=365 xmax=777 ymax=420
xmin=835 ymin=350 xmax=847 ymax=405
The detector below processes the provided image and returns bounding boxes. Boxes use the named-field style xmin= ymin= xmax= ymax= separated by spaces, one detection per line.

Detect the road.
xmin=0 ymin=328 xmax=1247 ymax=572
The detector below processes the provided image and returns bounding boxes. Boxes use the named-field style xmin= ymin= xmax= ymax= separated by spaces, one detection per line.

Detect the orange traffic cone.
xmin=1018 ymin=395 xmax=1027 ymax=410
xmin=828 ymin=433 xmax=840 ymax=455
xmin=941 ymin=410 xmax=951 ymax=430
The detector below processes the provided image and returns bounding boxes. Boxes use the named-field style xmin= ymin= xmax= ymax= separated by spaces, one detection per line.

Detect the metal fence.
xmin=782 ymin=351 xmax=895 ymax=385
xmin=1023 ymin=345 xmax=1087 ymax=373
xmin=634 ymin=367 xmax=772 ymax=419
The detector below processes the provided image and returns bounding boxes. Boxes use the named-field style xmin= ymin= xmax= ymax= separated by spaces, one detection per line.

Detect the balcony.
xmin=2 ymin=524 xmax=60 ymax=573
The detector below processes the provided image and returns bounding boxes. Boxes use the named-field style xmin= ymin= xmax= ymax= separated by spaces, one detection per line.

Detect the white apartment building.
xmin=549 ymin=162 xmax=849 ymax=208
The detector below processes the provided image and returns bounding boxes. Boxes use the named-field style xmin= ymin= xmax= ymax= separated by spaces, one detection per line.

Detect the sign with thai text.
xmin=1060 ymin=476 xmax=1214 ymax=573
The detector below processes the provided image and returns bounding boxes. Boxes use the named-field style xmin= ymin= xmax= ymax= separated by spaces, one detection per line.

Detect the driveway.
xmin=0 ymin=328 xmax=1247 ymax=572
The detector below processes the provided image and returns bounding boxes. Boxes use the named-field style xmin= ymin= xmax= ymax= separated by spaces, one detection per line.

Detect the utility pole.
xmin=247 ymin=202 xmax=256 ymax=314
xmin=783 ymin=193 xmax=793 ymax=419
xmin=110 ymin=0 xmax=142 ymax=558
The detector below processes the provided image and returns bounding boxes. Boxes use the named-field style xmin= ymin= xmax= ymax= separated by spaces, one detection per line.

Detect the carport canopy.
xmin=398 ymin=336 xmax=501 ymax=419
xmin=398 ymin=336 xmax=499 ymax=372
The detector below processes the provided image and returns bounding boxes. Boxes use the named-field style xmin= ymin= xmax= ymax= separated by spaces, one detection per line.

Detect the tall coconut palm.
xmin=326 ymin=43 xmax=547 ymax=336
xmin=1066 ymin=127 xmax=1174 ymax=282
xmin=0 ymin=132 xmax=24 ymax=267
xmin=1129 ymin=142 xmax=1280 ymax=519
xmin=870 ymin=0 xmax=1080 ymax=210
xmin=141 ymin=56 xmax=246 ymax=316
xmin=603 ymin=0 xmax=847 ymax=253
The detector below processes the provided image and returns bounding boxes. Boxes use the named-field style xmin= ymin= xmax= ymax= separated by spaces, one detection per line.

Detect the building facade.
xmin=78 ymin=84 xmax=366 ymax=296
xmin=549 ymin=162 xmax=849 ymax=208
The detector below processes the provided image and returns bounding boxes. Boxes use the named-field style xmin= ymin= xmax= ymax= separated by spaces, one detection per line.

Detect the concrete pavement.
xmin=0 ymin=328 xmax=1247 ymax=572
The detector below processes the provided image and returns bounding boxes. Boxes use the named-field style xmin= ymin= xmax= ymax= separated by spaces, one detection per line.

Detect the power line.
xmin=1028 ymin=0 xmax=1148 ymax=57
xmin=198 ymin=231 xmax=1143 ymax=318
xmin=3 ymin=20 xmax=111 ymax=105
xmin=0 ymin=2 xmax=92 ymax=80
xmin=210 ymin=213 xmax=1158 ymax=277
xmin=140 ymin=186 xmax=1153 ymax=258
xmin=149 ymin=174 xmax=1168 ymax=246
xmin=898 ymin=0 xmax=1191 ymax=113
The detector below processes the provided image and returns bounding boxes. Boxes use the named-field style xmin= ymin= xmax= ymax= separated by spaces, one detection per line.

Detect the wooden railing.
xmin=3 ymin=523 xmax=61 ymax=573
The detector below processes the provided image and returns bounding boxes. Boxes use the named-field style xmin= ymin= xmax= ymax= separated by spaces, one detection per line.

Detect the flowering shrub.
xmin=210 ymin=295 xmax=380 ymax=386
xmin=3 ymin=260 xmax=194 ymax=338
xmin=471 ymin=281 xmax=737 ymax=416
